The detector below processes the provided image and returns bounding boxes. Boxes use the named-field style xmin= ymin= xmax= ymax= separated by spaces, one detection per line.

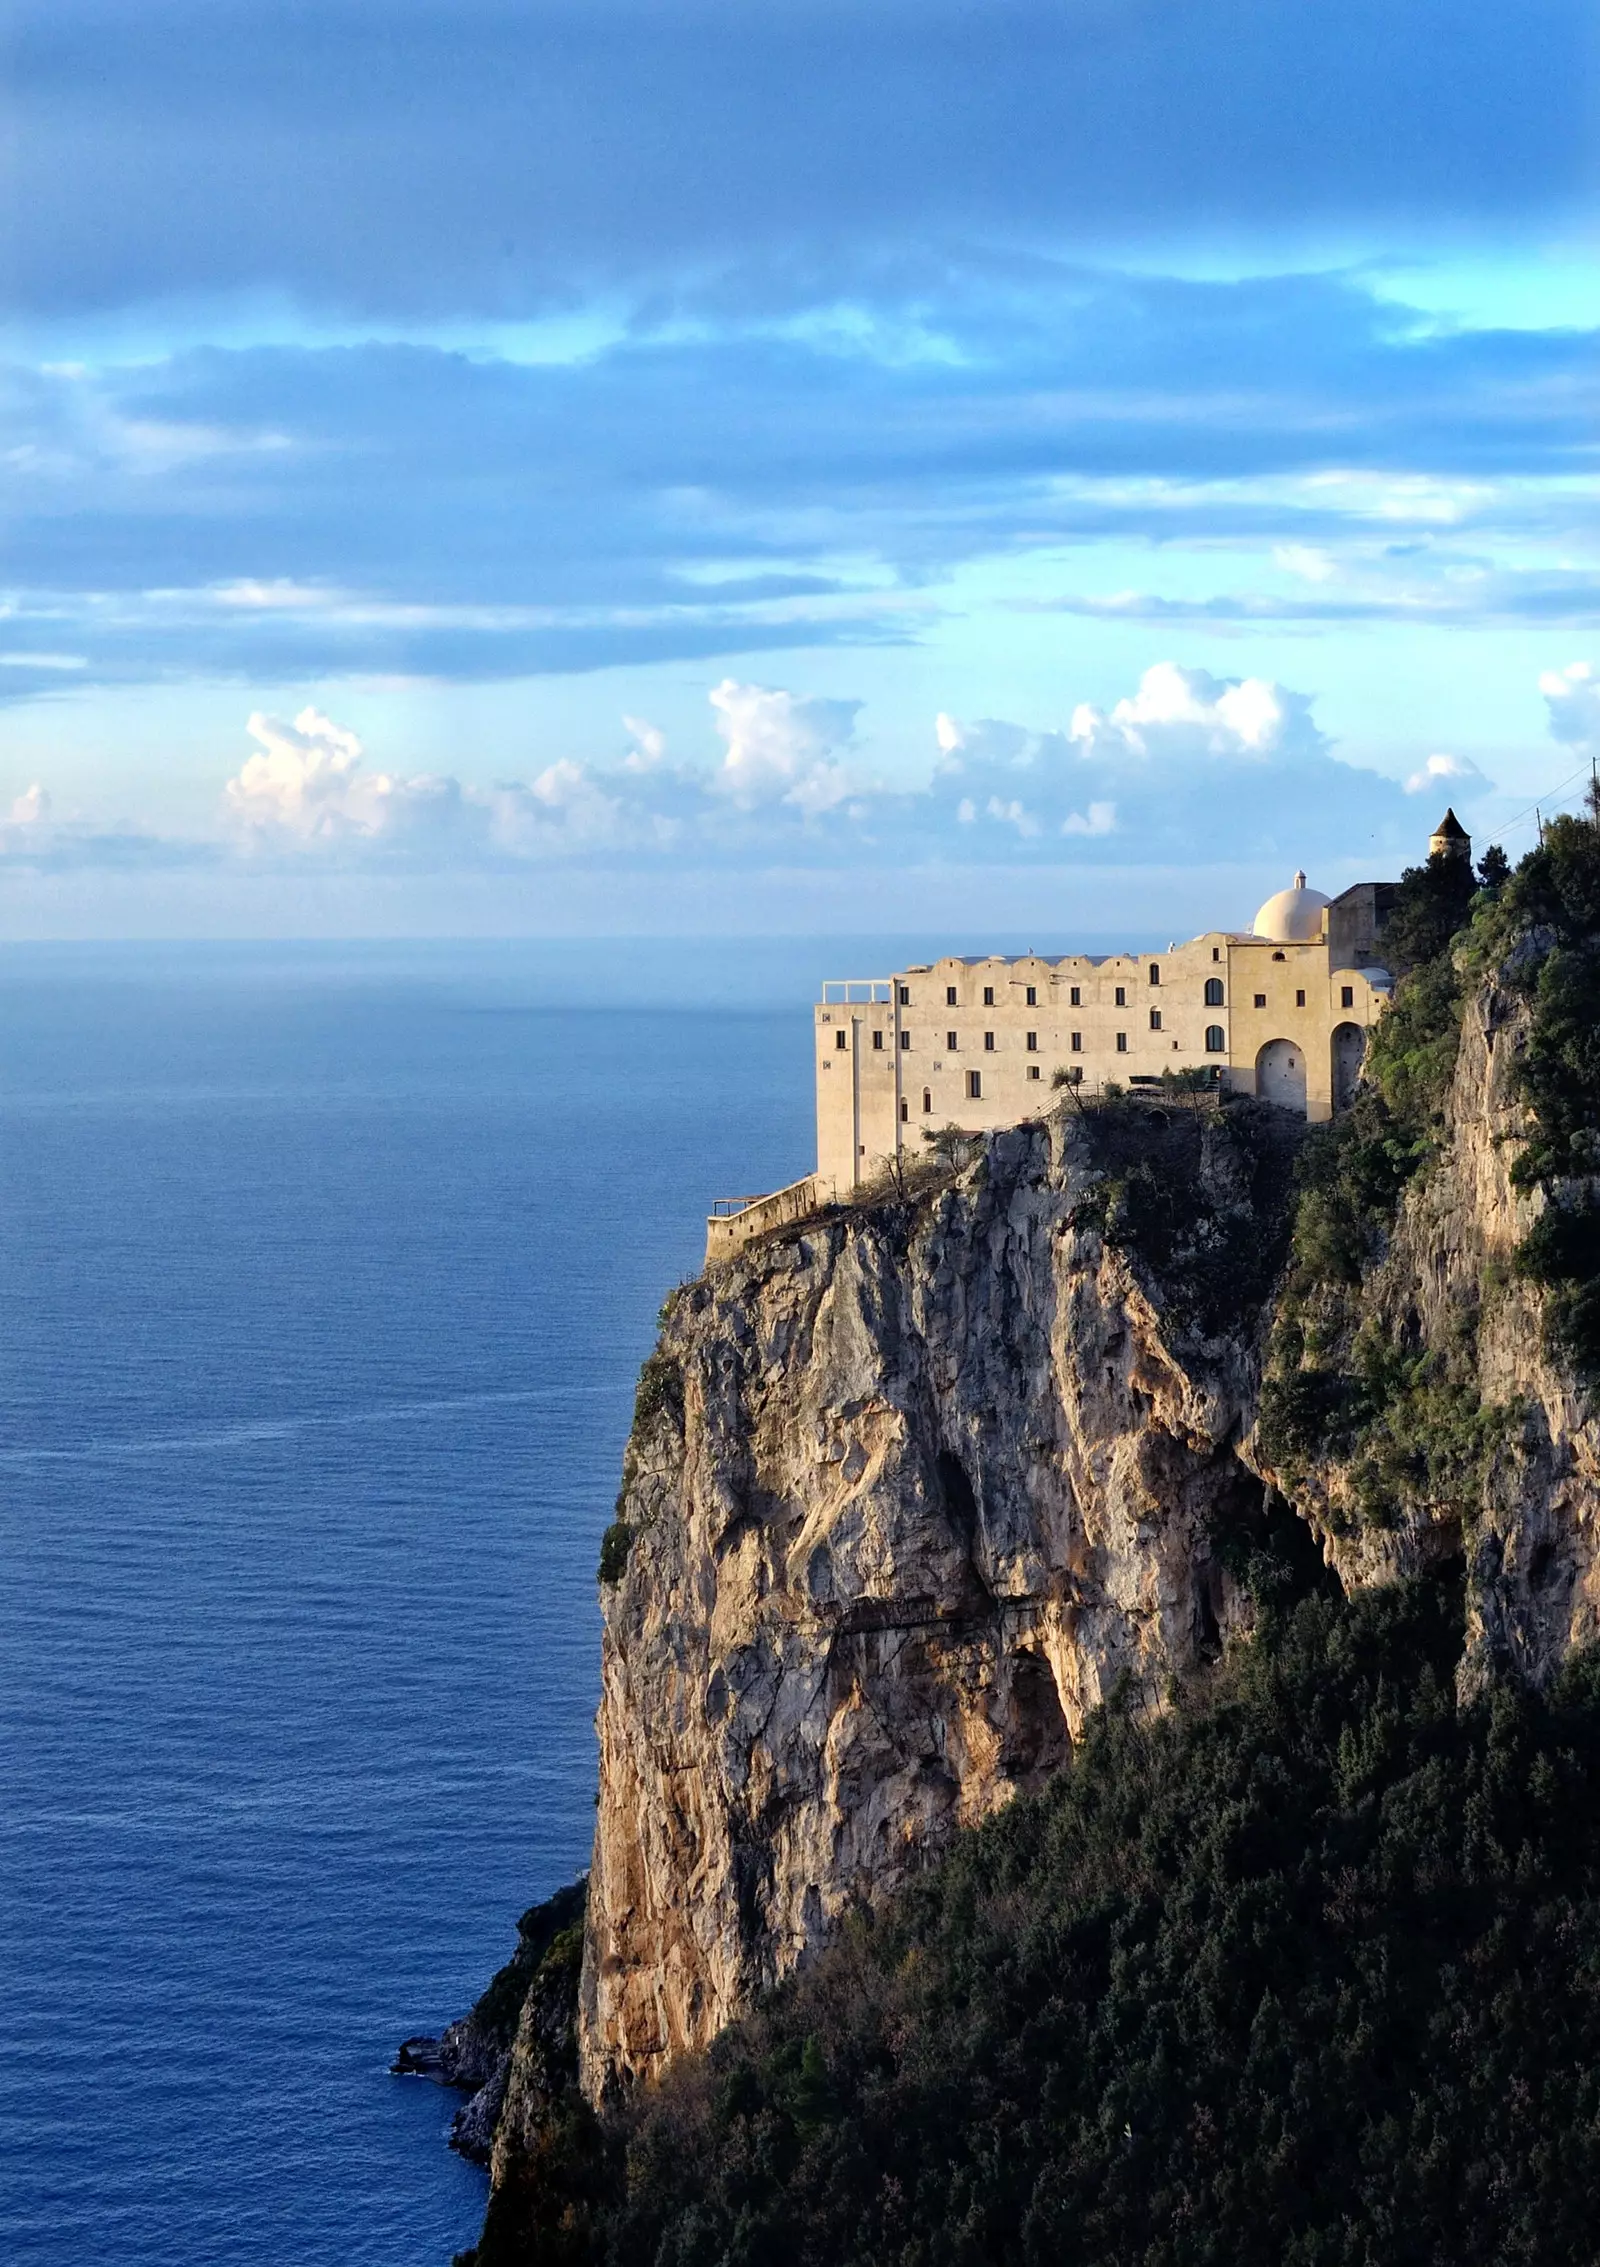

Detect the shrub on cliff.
xmin=469 ymin=1573 xmax=1600 ymax=2267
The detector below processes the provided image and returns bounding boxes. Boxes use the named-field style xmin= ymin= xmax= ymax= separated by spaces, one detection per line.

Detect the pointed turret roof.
xmin=1432 ymin=807 xmax=1469 ymax=842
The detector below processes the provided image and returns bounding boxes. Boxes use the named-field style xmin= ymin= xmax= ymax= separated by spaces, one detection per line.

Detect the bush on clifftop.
xmin=467 ymin=1564 xmax=1600 ymax=2267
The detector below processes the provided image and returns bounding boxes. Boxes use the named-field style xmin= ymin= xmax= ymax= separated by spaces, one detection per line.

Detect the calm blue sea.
xmin=0 ymin=941 xmax=823 ymax=2267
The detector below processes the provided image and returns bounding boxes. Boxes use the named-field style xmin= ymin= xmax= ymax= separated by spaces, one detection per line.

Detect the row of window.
xmin=840 ymin=1023 xmax=1229 ymax=1055
xmin=908 ymin=963 xmax=1245 ymax=1009
xmin=844 ymin=976 xmax=1356 ymax=1036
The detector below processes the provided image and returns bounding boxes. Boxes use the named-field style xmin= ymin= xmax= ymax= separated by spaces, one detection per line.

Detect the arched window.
xmin=922 ymin=1087 xmax=932 ymax=1113
xmin=1204 ymin=977 xmax=1224 ymax=1007
xmin=1205 ymin=1024 xmax=1226 ymax=1053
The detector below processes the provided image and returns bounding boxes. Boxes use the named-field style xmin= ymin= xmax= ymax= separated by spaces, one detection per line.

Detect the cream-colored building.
xmin=813 ymin=869 xmax=1404 ymax=1196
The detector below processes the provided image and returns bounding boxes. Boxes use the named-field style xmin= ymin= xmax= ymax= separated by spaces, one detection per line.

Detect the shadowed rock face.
xmin=578 ymin=1107 xmax=1295 ymax=2100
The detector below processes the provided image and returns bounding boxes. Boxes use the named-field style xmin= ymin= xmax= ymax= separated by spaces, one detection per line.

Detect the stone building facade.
xmin=813 ymin=868 xmax=1408 ymax=1196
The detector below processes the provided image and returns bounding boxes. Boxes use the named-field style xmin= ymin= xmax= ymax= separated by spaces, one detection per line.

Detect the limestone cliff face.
xmin=1248 ymin=965 xmax=1600 ymax=1695
xmin=577 ymin=1105 xmax=1297 ymax=2100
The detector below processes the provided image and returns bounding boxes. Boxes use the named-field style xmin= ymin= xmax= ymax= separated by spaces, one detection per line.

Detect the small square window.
xmin=1070 ymin=1031 xmax=1082 ymax=1052
xmin=984 ymin=1031 xmax=996 ymax=1052
xmin=1027 ymin=1064 xmax=1041 ymax=1081
xmin=967 ymin=1069 xmax=982 ymax=1100
xmin=1069 ymin=985 xmax=1081 ymax=1007
xmin=1149 ymin=1008 xmax=1162 ymax=1031
xmin=1116 ymin=1032 xmax=1128 ymax=1053
xmin=983 ymin=984 xmax=995 ymax=1006
xmin=1254 ymin=993 xmax=1267 ymax=1009
xmin=1025 ymin=984 xmax=1037 ymax=1007
xmin=946 ymin=985 xmax=958 ymax=1006
xmin=872 ymin=1028 xmax=884 ymax=1050
xmin=835 ymin=1029 xmax=847 ymax=1051
xmin=1296 ymin=989 xmax=1306 ymax=1009
xmin=1026 ymin=1031 xmax=1038 ymax=1051
xmin=1114 ymin=985 xmax=1127 ymax=1007
xmin=946 ymin=1030 xmax=958 ymax=1052
xmin=1341 ymin=985 xmax=1354 ymax=1009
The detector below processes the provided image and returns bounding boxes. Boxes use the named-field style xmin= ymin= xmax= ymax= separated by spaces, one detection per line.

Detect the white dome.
xmin=1253 ymin=869 xmax=1331 ymax=944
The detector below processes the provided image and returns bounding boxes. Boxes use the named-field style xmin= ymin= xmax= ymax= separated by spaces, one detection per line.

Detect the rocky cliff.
xmin=577 ymin=1098 xmax=1306 ymax=2100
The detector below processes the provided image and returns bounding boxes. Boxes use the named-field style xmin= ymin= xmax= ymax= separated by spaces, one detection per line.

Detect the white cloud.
xmin=1404 ymin=750 xmax=1493 ymax=796
xmin=1541 ymin=661 xmax=1600 ymax=754
xmin=1068 ymin=662 xmax=1320 ymax=764
xmin=709 ymin=678 xmax=860 ymax=814
xmin=621 ymin=714 xmax=667 ymax=770
xmin=224 ymin=706 xmax=463 ymax=841
xmin=1062 ymin=799 xmax=1116 ymax=837
xmin=1273 ymin=544 xmax=1339 ymax=583
xmin=9 ymin=783 xmax=51 ymax=826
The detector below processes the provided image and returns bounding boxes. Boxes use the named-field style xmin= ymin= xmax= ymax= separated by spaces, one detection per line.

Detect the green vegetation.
xmin=1494 ymin=795 xmax=1600 ymax=1379
xmin=466 ymin=1880 xmax=588 ymax=2059
xmin=596 ymin=1519 xmax=633 ymax=1585
xmin=467 ymin=1574 xmax=1600 ymax=2267
xmin=1076 ymin=1097 xmax=1301 ymax=1339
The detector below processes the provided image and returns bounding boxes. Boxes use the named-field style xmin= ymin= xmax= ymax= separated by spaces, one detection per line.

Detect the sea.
xmin=0 ymin=939 xmax=833 ymax=2267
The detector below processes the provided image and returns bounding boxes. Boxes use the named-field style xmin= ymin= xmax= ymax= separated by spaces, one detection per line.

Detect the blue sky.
xmin=1 ymin=0 xmax=1596 ymax=936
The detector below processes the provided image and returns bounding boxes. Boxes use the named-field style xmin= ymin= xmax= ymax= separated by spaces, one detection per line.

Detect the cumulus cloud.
xmin=224 ymin=707 xmax=465 ymax=842
xmin=1067 ymin=663 xmax=1323 ymax=765
xmin=709 ymin=679 xmax=861 ymax=815
xmin=9 ymin=783 xmax=51 ymax=826
xmin=1404 ymin=751 xmax=1494 ymax=797
xmin=1541 ymin=662 xmax=1600 ymax=755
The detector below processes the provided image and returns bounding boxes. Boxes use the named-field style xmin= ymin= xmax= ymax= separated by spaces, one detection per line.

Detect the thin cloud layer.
xmin=6 ymin=0 xmax=1589 ymax=320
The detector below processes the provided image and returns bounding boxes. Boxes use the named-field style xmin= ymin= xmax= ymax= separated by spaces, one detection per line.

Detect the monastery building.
xmin=707 ymin=814 xmax=1468 ymax=1260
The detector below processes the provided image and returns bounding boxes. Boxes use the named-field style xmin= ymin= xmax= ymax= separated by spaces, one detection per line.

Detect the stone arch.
xmin=1001 ymin=1647 xmax=1071 ymax=1789
xmin=1332 ymin=1020 xmax=1366 ymax=1111
xmin=1256 ymin=1036 xmax=1307 ymax=1115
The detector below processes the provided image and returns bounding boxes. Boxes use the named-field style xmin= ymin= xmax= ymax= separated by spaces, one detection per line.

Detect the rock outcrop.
xmin=577 ymin=1100 xmax=1304 ymax=2099
xmin=1250 ymin=966 xmax=1600 ymax=1695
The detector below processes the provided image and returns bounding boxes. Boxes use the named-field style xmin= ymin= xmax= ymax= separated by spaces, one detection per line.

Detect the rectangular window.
xmin=899 ymin=1029 xmax=911 ymax=1049
xmin=900 ymin=1099 xmax=909 ymax=1121
xmin=1341 ymin=985 xmax=1354 ymax=1009
xmin=1296 ymin=989 xmax=1306 ymax=1008
xmin=946 ymin=985 xmax=958 ymax=1006
xmin=872 ymin=1029 xmax=884 ymax=1050
xmin=1149 ymin=1008 xmax=1162 ymax=1031
xmin=946 ymin=1030 xmax=958 ymax=1052
xmin=1114 ymin=985 xmax=1127 ymax=1008
xmin=1027 ymin=1065 xmax=1041 ymax=1081
xmin=1254 ymin=993 xmax=1267 ymax=1008
xmin=1212 ymin=946 xmax=1221 ymax=963
xmin=835 ymin=1029 xmax=847 ymax=1051
xmin=898 ymin=984 xmax=910 ymax=1006
xmin=1115 ymin=1032 xmax=1128 ymax=1053
xmin=984 ymin=1031 xmax=996 ymax=1052
xmin=967 ymin=1069 xmax=982 ymax=1100
xmin=1025 ymin=1031 xmax=1038 ymax=1051
xmin=1149 ymin=963 xmax=1160 ymax=986
xmin=1069 ymin=985 xmax=1081 ymax=1007
xmin=1025 ymin=984 xmax=1037 ymax=1007
xmin=983 ymin=984 xmax=995 ymax=1006
xmin=1070 ymin=1031 xmax=1082 ymax=1052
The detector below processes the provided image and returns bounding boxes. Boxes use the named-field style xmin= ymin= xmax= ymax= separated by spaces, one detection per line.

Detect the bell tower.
xmin=1429 ymin=807 xmax=1471 ymax=862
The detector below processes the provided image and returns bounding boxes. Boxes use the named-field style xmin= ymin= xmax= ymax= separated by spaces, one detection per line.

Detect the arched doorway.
xmin=1257 ymin=1037 xmax=1307 ymax=1114
xmin=1332 ymin=1021 xmax=1366 ymax=1111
